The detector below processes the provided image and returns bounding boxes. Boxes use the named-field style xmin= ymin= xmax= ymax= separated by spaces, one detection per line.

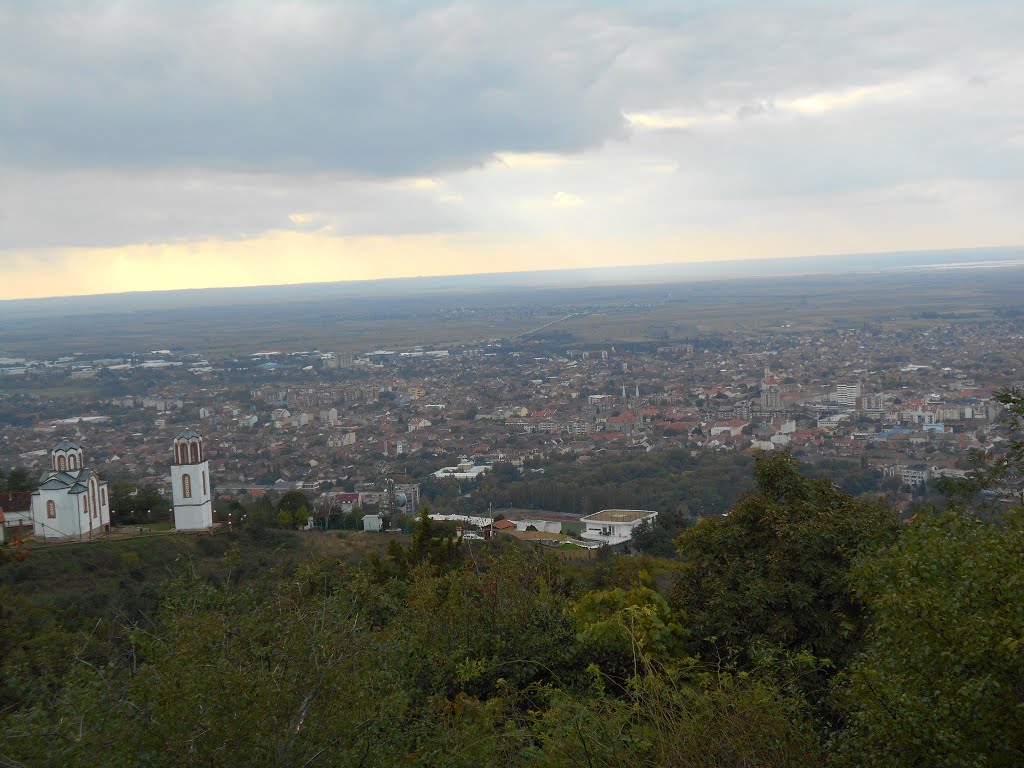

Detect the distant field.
xmin=0 ymin=265 xmax=1022 ymax=358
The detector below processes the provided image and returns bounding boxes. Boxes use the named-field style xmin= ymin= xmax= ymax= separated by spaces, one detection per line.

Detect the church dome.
xmin=51 ymin=440 xmax=85 ymax=472
xmin=172 ymin=428 xmax=204 ymax=465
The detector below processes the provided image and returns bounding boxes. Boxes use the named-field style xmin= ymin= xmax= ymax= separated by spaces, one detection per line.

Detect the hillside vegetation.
xmin=2 ymin=405 xmax=1023 ymax=766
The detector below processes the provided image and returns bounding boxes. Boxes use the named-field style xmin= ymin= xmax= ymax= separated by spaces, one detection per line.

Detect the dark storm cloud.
xmin=0 ymin=2 xmax=631 ymax=176
xmin=5 ymin=1 xmax=1019 ymax=177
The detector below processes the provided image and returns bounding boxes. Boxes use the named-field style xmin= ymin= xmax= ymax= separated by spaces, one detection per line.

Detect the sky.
xmin=1 ymin=0 xmax=1023 ymax=300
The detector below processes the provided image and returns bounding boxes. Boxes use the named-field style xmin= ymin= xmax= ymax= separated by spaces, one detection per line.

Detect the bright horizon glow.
xmin=2 ymin=2 xmax=1023 ymax=300
xmin=5 ymin=232 xmax=1024 ymax=302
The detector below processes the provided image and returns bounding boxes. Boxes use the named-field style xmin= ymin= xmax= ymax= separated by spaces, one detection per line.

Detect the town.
xmin=3 ymin=310 xmax=1021 ymax=548
xmin=3 ymin=1 xmax=1023 ymax=762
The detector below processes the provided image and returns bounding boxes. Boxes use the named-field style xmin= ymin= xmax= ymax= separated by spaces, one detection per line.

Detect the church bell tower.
xmin=170 ymin=428 xmax=213 ymax=530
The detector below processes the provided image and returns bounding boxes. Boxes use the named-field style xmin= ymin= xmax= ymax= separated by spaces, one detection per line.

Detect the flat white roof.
xmin=581 ymin=509 xmax=657 ymax=524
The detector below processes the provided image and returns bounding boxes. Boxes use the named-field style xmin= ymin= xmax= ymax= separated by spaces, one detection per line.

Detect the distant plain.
xmin=1 ymin=248 xmax=1022 ymax=359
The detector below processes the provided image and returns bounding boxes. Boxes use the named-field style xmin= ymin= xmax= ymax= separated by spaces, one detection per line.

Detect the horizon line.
xmin=2 ymin=243 xmax=1022 ymax=305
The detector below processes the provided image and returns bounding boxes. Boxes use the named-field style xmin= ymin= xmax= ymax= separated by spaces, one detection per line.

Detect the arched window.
xmin=46 ymin=500 xmax=56 ymax=518
xmin=83 ymin=496 xmax=89 ymax=515
xmin=182 ymin=473 xmax=192 ymax=499
xmin=69 ymin=454 xmax=78 ymax=470
xmin=91 ymin=482 xmax=98 ymax=518
xmin=57 ymin=455 xmax=66 ymax=471
xmin=102 ymin=487 xmax=107 ymax=506
xmin=201 ymin=472 xmax=207 ymax=495
xmin=190 ymin=443 xmax=200 ymax=463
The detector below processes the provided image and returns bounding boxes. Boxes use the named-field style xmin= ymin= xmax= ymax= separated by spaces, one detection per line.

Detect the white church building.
xmin=30 ymin=440 xmax=111 ymax=540
xmin=29 ymin=429 xmax=215 ymax=540
xmin=170 ymin=428 xmax=214 ymax=530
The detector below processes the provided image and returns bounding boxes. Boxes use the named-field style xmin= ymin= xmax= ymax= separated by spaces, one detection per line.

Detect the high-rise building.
xmin=760 ymin=372 xmax=782 ymax=410
xmin=861 ymin=393 xmax=886 ymax=414
xmin=836 ymin=382 xmax=862 ymax=408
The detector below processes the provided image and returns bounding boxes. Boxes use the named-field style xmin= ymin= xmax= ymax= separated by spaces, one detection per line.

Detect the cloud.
xmin=494 ymin=152 xmax=579 ymax=169
xmin=1 ymin=1 xmax=1024 ymax=298
xmin=625 ymin=112 xmax=724 ymax=130
xmin=3 ymin=2 xmax=1019 ymax=179
xmin=776 ymin=85 xmax=888 ymax=115
xmin=626 ymin=78 xmax=923 ymax=132
xmin=0 ymin=169 xmax=474 ymax=249
xmin=0 ymin=3 xmax=628 ymax=176
xmin=551 ymin=191 xmax=584 ymax=208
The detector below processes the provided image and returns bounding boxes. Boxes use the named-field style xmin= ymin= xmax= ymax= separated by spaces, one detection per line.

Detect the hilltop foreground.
xmin=2 ymin=446 xmax=1022 ymax=767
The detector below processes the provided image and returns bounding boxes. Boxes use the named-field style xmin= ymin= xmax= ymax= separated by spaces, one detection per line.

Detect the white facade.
xmin=883 ymin=464 xmax=931 ymax=487
xmin=513 ymin=519 xmax=563 ymax=534
xmin=900 ymin=409 xmax=937 ymax=425
xmin=901 ymin=466 xmax=930 ymax=487
xmin=30 ymin=441 xmax=111 ymax=540
xmin=836 ymin=382 xmax=862 ymax=407
xmin=761 ymin=383 xmax=782 ymax=410
xmin=861 ymin=393 xmax=886 ymax=414
xmin=818 ymin=412 xmax=851 ymax=429
xmin=0 ymin=507 xmax=32 ymax=530
xmin=580 ymin=509 xmax=657 ymax=545
xmin=327 ymin=432 xmax=357 ymax=447
xmin=170 ymin=429 xmax=214 ymax=530
xmin=433 ymin=460 xmax=489 ymax=480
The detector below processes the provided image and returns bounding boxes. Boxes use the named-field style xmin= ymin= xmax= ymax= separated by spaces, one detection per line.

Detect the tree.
xmin=108 ymin=480 xmax=137 ymax=515
xmin=276 ymin=504 xmax=307 ymax=529
xmin=277 ymin=490 xmax=309 ymax=513
xmin=940 ymin=387 xmax=1024 ymax=508
xmin=388 ymin=505 xmax=461 ymax=578
xmin=831 ymin=508 xmax=1024 ymax=767
xmin=2 ymin=467 xmax=33 ymax=493
xmin=245 ymin=496 xmax=276 ymax=529
xmin=572 ymin=578 xmax=688 ymax=683
xmin=114 ymin=485 xmax=171 ymax=521
xmin=831 ymin=388 xmax=1024 ymax=766
xmin=672 ymin=451 xmax=899 ymax=668
xmin=489 ymin=461 xmax=520 ymax=483
xmin=630 ymin=508 xmax=689 ymax=557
